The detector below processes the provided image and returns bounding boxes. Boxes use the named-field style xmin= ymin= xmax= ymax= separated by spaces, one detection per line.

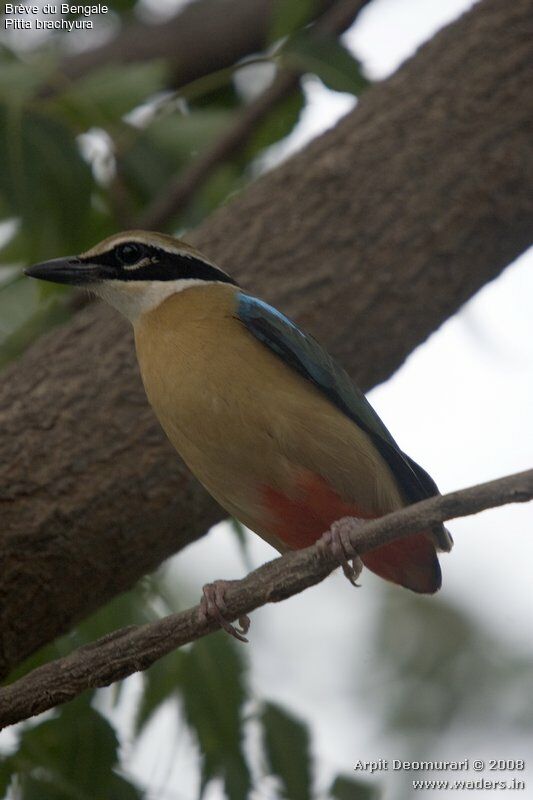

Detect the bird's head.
xmin=25 ymin=230 xmax=238 ymax=322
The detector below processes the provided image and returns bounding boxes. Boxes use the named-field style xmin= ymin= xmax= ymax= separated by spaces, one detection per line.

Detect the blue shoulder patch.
xmin=237 ymin=293 xmax=336 ymax=394
xmin=235 ymin=292 xmax=443 ymax=509
xmin=238 ymin=293 xmax=299 ymax=330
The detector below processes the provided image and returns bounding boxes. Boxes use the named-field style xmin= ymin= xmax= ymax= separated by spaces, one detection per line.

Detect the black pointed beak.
xmin=24 ymin=257 xmax=104 ymax=286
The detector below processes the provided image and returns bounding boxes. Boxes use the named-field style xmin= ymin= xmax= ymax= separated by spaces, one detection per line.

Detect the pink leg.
xmin=317 ymin=516 xmax=364 ymax=586
xmin=198 ymin=579 xmax=251 ymax=643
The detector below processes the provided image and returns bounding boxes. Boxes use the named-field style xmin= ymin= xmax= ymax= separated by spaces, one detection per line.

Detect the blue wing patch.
xmin=236 ymin=292 xmax=448 ymax=529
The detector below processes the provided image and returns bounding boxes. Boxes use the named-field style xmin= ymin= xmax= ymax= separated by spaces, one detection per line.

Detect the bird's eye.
xmin=115 ymin=243 xmax=144 ymax=266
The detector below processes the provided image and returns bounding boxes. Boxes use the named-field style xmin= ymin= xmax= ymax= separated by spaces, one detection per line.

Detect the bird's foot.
xmin=317 ymin=516 xmax=364 ymax=586
xmin=198 ymin=579 xmax=250 ymax=643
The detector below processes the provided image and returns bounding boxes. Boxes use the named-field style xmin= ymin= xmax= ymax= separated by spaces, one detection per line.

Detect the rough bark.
xmin=1 ymin=0 xmax=532 ymax=679
xmin=47 ymin=0 xmax=337 ymax=92
xmin=2 ymin=469 xmax=532 ymax=729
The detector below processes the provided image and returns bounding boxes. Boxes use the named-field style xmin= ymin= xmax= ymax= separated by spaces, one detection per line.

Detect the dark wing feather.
xmin=236 ymin=293 xmax=452 ymax=549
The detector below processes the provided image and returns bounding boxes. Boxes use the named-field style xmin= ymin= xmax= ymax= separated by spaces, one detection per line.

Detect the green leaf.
xmin=182 ymin=161 xmax=245 ymax=229
xmin=189 ymin=82 xmax=241 ymax=112
xmin=21 ymin=699 xmax=118 ymax=782
xmin=0 ymin=264 xmax=74 ymax=372
xmin=0 ymin=59 xmax=55 ymax=103
xmin=0 ymin=105 xmax=93 ymax=258
xmin=330 ymin=774 xmax=382 ymax=800
xmin=0 ymin=271 xmax=41 ymax=338
xmin=176 ymin=87 xmax=304 ymax=224
xmin=246 ymin=86 xmax=305 ymax=157
xmin=281 ymin=33 xmax=369 ymax=95
xmin=145 ymin=108 xmax=233 ymax=158
xmin=16 ymin=768 xmax=143 ymax=800
xmin=0 ymin=226 xmax=29 ymax=267
xmin=0 ymin=295 xmax=72 ymax=371
xmin=269 ymin=0 xmax=318 ymax=44
xmin=0 ymin=756 xmax=14 ymax=796
xmin=11 ymin=774 xmax=71 ymax=800
xmin=261 ymin=701 xmax=312 ymax=800
xmin=118 ymin=108 xmax=232 ymax=210
xmin=107 ymin=773 xmax=144 ymax=800
xmin=55 ymin=63 xmax=166 ymax=128
xmin=135 ymin=648 xmax=186 ymax=735
xmin=9 ymin=695 xmax=141 ymax=800
xmin=178 ymin=633 xmax=251 ymax=800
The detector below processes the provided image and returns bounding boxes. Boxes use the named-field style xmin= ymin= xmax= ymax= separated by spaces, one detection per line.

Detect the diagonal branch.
xmin=41 ymin=0 xmax=341 ymax=95
xmin=137 ymin=69 xmax=301 ymax=229
xmin=138 ymin=0 xmax=370 ymax=229
xmin=1 ymin=469 xmax=531 ymax=731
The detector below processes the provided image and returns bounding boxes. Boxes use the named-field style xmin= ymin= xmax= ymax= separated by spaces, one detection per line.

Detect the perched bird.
xmin=26 ymin=231 xmax=452 ymax=639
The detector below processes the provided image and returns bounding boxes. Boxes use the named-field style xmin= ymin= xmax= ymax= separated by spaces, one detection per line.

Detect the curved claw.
xmin=198 ymin=579 xmax=250 ymax=643
xmin=317 ymin=517 xmax=364 ymax=586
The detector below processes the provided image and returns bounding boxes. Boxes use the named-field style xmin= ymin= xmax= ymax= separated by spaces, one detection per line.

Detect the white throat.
xmin=91 ymin=278 xmax=207 ymax=323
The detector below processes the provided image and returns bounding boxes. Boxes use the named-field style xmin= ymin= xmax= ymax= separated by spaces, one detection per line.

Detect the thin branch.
xmin=138 ymin=0 xmax=370 ymax=230
xmin=1 ymin=469 xmax=531 ymax=730
xmin=137 ymin=71 xmax=298 ymax=230
xmin=42 ymin=0 xmax=340 ymax=95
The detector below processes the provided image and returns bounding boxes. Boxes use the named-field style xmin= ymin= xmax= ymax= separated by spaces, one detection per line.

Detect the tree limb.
xmin=1 ymin=0 xmax=531 ymax=679
xmin=139 ymin=0 xmax=371 ymax=229
xmin=43 ymin=0 xmax=339 ymax=94
xmin=0 ymin=469 xmax=531 ymax=731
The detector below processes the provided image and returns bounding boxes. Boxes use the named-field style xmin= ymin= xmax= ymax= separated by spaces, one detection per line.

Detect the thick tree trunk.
xmin=1 ymin=0 xmax=531 ymax=679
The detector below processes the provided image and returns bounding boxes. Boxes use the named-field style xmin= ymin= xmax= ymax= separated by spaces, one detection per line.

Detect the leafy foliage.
xmin=118 ymin=107 xmax=234 ymax=214
xmin=246 ymin=86 xmax=306 ymax=158
xmin=0 ymin=563 xmax=384 ymax=800
xmin=55 ymin=63 xmax=167 ymax=128
xmin=261 ymin=701 xmax=313 ymax=800
xmin=0 ymin=105 xmax=93 ymax=258
xmin=0 ymin=0 xmax=371 ymax=369
xmin=281 ymin=33 xmax=369 ymax=95
xmin=134 ymin=647 xmax=186 ymax=736
xmin=0 ymin=695 xmax=142 ymax=800
xmin=6 ymin=564 xmax=533 ymax=800
xmin=269 ymin=0 xmax=319 ymax=44
xmin=179 ymin=634 xmax=251 ymax=799
xmin=330 ymin=774 xmax=381 ymax=800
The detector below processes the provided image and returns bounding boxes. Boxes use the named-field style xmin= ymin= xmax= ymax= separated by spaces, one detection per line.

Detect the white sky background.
xmin=2 ymin=0 xmax=531 ymax=798
xmin=117 ymin=1 xmax=533 ymax=798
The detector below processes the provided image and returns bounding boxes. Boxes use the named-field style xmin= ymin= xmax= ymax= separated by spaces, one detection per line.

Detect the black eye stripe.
xmin=79 ymin=244 xmax=238 ymax=286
